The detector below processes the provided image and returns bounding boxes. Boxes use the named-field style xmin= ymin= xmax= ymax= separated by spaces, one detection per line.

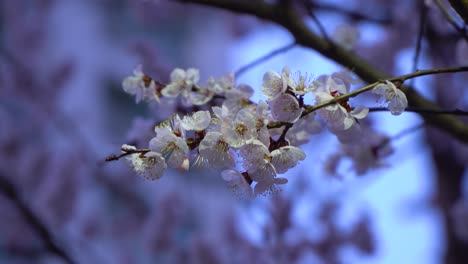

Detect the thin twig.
xmin=267 ymin=65 xmax=468 ymax=129
xmin=374 ymin=123 xmax=425 ymax=152
xmin=434 ymin=0 xmax=468 ymax=42
xmin=390 ymin=123 xmax=425 ymax=141
xmin=278 ymin=123 xmax=293 ymax=143
xmin=300 ymin=66 xmax=468 ymax=116
xmin=0 ymin=174 xmax=76 ymax=264
xmin=234 ymin=41 xmax=296 ymax=78
xmin=105 ymin=148 xmax=150 ymax=162
xmin=411 ymin=2 xmax=428 ymax=81
xmin=303 ymin=1 xmax=331 ymax=42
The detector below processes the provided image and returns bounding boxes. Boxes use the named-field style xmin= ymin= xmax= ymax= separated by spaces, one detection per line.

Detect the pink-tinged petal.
xmin=271 ymin=146 xmax=306 ymax=174
xmin=388 ymin=89 xmax=408 ymax=115
xmin=262 ymin=70 xmax=283 ymax=99
xmin=268 ymin=93 xmax=303 ymax=123
xmin=221 ymin=170 xmax=254 ymax=200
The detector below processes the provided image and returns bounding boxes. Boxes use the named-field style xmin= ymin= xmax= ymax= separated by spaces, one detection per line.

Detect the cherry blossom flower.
xmin=255 ymin=101 xmax=272 ymax=146
xmin=198 ymin=132 xmax=235 ymax=168
xmin=161 ymin=68 xmax=200 ymax=98
xmin=206 ymin=73 xmax=234 ymax=94
xmin=372 ymin=80 xmax=408 ymax=115
xmin=221 ymin=109 xmax=257 ymax=148
xmin=313 ymin=74 xmax=368 ymax=131
xmin=122 ymin=65 xmax=159 ymax=103
xmin=254 ymin=177 xmax=288 ymax=196
xmin=149 ymin=126 xmax=189 ymax=169
xmin=187 ymin=87 xmax=214 ymax=106
xmin=290 ymin=71 xmax=314 ymax=95
xmin=223 ymin=83 xmax=254 ymax=114
xmin=123 ymin=145 xmax=167 ymax=180
xmin=261 ymin=66 xmax=294 ymax=99
xmin=268 ymin=93 xmax=303 ymax=123
xmin=181 ymin=110 xmax=211 ymax=131
xmin=239 ymin=140 xmax=305 ymax=195
xmin=221 ymin=169 xmax=254 ymax=199
xmin=315 ymin=91 xmax=368 ymax=131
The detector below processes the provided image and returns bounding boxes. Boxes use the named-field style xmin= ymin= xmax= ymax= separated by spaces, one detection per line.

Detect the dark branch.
xmin=369 ymin=107 xmax=468 ymax=116
xmin=435 ymin=0 xmax=468 ymax=43
xmin=412 ymin=2 xmax=427 ymax=78
xmin=0 ymin=174 xmax=75 ymax=264
xmin=303 ymin=1 xmax=331 ymax=42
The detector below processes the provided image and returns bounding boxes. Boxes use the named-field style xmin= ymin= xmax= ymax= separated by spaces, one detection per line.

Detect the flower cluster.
xmin=312 ymin=72 xmax=369 ymax=143
xmin=119 ymin=65 xmax=408 ymax=198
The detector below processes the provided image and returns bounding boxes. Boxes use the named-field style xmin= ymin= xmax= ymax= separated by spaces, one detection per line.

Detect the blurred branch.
xmin=435 ymin=0 xmax=468 ymax=42
xmin=175 ymin=0 xmax=468 ymax=143
xmin=306 ymin=1 xmax=391 ymax=25
xmin=0 ymin=174 xmax=75 ymax=264
xmin=448 ymin=0 xmax=468 ymax=25
xmin=412 ymin=2 xmax=428 ymax=77
xmin=303 ymin=1 xmax=331 ymax=42
xmin=234 ymin=41 xmax=296 ymax=78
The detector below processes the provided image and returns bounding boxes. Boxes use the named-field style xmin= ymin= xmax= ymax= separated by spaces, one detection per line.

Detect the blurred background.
xmin=1 ymin=0 xmax=467 ymax=263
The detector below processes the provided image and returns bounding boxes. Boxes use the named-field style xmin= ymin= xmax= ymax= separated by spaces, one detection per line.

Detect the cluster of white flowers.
xmin=120 ymin=65 xmax=408 ymax=198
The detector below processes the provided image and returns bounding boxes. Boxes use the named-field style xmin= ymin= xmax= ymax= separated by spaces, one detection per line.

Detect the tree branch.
xmin=0 ymin=174 xmax=75 ymax=264
xmin=175 ymin=0 xmax=468 ymax=143
xmin=448 ymin=0 xmax=468 ymax=25
xmin=435 ymin=0 xmax=468 ymax=42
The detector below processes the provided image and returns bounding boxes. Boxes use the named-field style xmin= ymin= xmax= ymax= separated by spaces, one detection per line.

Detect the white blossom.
xmin=239 ymin=140 xmax=274 ymax=182
xmin=240 ymin=140 xmax=305 ymax=182
xmin=207 ymin=73 xmax=235 ymax=94
xmin=161 ymin=68 xmax=200 ymax=98
xmin=149 ymin=127 xmax=189 ymax=169
xmin=254 ymin=177 xmax=288 ymax=196
xmin=270 ymin=146 xmax=306 ymax=174
xmin=223 ymin=84 xmax=254 ymax=114
xmin=199 ymin=132 xmax=235 ymax=168
xmin=290 ymin=71 xmax=314 ymax=95
xmin=315 ymin=91 xmax=355 ymax=130
xmin=372 ymin=81 xmax=408 ymax=115
xmin=122 ymin=65 xmax=159 ymax=103
xmin=221 ymin=109 xmax=257 ymax=148
xmin=314 ymin=74 xmax=368 ymax=132
xmin=268 ymin=93 xmax=303 ymax=123
xmin=181 ymin=110 xmax=211 ymax=131
xmin=221 ymin=169 xmax=254 ymax=200
xmin=123 ymin=145 xmax=167 ymax=180
xmin=261 ymin=66 xmax=294 ymax=99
